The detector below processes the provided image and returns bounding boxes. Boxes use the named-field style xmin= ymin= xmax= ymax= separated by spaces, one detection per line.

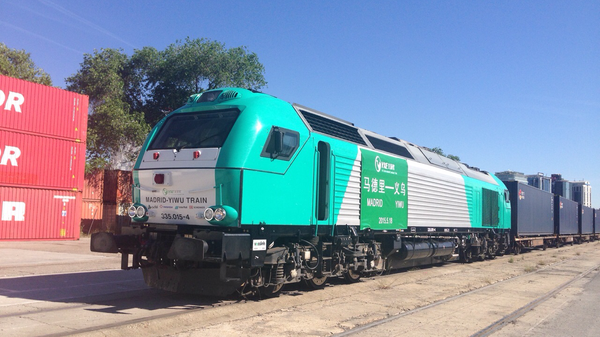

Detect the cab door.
xmin=314 ymin=141 xmax=332 ymax=233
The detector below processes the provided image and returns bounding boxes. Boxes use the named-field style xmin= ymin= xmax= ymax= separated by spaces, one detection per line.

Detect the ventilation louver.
xmin=219 ymin=90 xmax=239 ymax=102
xmin=300 ymin=109 xmax=366 ymax=145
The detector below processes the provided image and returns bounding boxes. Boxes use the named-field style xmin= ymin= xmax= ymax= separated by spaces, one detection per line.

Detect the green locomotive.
xmin=91 ymin=88 xmax=511 ymax=296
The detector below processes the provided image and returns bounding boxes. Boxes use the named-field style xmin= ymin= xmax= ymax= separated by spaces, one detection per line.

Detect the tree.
xmin=66 ymin=39 xmax=267 ymax=171
xmin=66 ymin=48 xmax=151 ymax=172
xmin=66 ymin=48 xmax=129 ymax=110
xmin=0 ymin=43 xmax=52 ymax=85
xmin=429 ymin=147 xmax=460 ymax=162
xmin=430 ymin=147 xmax=445 ymax=156
xmin=142 ymin=38 xmax=267 ymax=123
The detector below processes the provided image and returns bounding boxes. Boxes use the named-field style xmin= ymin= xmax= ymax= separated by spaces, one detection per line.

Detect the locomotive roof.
xmin=184 ymin=88 xmax=498 ymax=185
xmin=293 ymin=102 xmax=497 ymax=185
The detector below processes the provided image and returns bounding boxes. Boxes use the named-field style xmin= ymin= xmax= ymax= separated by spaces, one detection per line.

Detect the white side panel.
xmin=407 ymin=160 xmax=472 ymax=228
xmin=137 ymin=169 xmax=216 ymax=226
xmin=334 ymin=151 xmax=361 ymax=226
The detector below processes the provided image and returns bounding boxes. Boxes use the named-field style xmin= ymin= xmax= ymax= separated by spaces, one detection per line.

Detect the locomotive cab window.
xmin=149 ymin=109 xmax=239 ymax=150
xmin=261 ymin=126 xmax=299 ymax=161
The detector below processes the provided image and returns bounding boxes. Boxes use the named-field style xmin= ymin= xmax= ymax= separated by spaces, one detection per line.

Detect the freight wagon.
xmin=578 ymin=204 xmax=594 ymax=243
xmin=91 ymin=87 xmax=511 ymax=296
xmin=503 ymin=181 xmax=554 ymax=253
xmin=594 ymin=209 xmax=600 ymax=235
xmin=0 ymin=75 xmax=88 ymax=240
xmin=554 ymin=196 xmax=579 ymax=246
xmin=503 ymin=181 xmax=598 ymax=252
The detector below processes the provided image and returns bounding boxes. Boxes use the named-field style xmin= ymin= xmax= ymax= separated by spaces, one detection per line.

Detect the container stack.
xmin=0 ymin=75 xmax=88 ymax=240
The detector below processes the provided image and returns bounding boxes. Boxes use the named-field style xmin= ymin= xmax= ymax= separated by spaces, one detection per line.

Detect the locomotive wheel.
xmin=344 ymin=269 xmax=361 ymax=283
xmin=305 ymin=276 xmax=328 ymax=289
xmin=513 ymin=245 xmax=521 ymax=255
xmin=487 ymin=242 xmax=498 ymax=259
xmin=259 ymin=283 xmax=283 ymax=298
xmin=460 ymin=248 xmax=473 ymax=263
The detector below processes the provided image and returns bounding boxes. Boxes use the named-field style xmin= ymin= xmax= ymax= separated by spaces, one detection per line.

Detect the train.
xmin=90 ymin=88 xmax=595 ymax=296
xmin=504 ymin=181 xmax=597 ymax=253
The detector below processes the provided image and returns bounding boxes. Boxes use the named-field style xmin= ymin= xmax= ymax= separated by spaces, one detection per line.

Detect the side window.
xmin=261 ymin=126 xmax=300 ymax=161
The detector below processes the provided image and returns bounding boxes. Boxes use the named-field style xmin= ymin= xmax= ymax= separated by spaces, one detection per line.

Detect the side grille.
xmin=300 ymin=109 xmax=366 ymax=145
xmin=219 ymin=90 xmax=239 ymax=101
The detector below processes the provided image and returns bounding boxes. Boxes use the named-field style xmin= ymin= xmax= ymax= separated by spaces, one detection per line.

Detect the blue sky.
xmin=2 ymin=0 xmax=599 ymax=207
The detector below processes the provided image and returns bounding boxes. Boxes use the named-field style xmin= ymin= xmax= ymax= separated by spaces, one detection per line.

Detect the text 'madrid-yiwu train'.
xmin=91 ymin=88 xmax=512 ymax=296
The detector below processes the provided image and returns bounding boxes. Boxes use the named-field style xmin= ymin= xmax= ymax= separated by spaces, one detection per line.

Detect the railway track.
xmin=333 ymin=250 xmax=600 ymax=337
xmin=471 ymin=264 xmax=600 ymax=337
xmin=2 ymin=243 xmax=599 ymax=337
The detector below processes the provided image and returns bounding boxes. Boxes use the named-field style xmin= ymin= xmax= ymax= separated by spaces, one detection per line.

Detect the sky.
xmin=2 ymin=0 xmax=599 ymax=207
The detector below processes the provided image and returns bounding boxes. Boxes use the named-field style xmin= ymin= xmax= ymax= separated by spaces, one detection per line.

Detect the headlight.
xmin=128 ymin=203 xmax=148 ymax=222
xmin=214 ymin=208 xmax=226 ymax=221
xmin=204 ymin=208 xmax=214 ymax=221
xmin=128 ymin=205 xmax=137 ymax=218
xmin=136 ymin=206 xmax=146 ymax=218
xmin=204 ymin=205 xmax=238 ymax=225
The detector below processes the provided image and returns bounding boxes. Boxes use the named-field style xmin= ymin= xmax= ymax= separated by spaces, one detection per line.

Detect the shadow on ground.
xmin=0 ymin=270 xmax=234 ymax=315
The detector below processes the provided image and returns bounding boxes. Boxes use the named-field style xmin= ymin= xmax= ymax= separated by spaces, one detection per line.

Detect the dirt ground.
xmin=107 ymin=241 xmax=600 ymax=337
xmin=2 ymin=239 xmax=600 ymax=337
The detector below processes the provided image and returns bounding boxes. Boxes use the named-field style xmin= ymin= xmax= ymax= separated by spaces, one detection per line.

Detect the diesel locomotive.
xmin=91 ymin=88 xmax=512 ymax=296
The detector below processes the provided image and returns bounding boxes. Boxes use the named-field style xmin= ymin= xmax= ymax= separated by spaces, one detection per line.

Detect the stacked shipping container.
xmin=81 ymin=170 xmax=132 ymax=234
xmin=0 ymin=75 xmax=88 ymax=240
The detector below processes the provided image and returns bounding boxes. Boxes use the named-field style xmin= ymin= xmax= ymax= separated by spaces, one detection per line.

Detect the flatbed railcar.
xmin=91 ymin=88 xmax=511 ymax=296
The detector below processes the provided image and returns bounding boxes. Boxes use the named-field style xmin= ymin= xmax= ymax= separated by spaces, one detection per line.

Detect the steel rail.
xmin=333 ymin=255 xmax=600 ymax=337
xmin=471 ymin=264 xmax=600 ymax=337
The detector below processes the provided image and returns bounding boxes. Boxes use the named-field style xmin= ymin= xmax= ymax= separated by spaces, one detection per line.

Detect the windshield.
xmin=149 ymin=109 xmax=239 ymax=150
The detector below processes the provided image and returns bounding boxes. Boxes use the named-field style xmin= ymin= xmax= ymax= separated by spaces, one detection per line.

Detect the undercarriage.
xmin=91 ymin=227 xmax=509 ymax=297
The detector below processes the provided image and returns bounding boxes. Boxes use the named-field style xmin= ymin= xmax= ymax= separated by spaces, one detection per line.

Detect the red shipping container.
xmin=0 ymin=186 xmax=81 ymax=240
xmin=0 ymin=130 xmax=86 ymax=191
xmin=82 ymin=170 xmax=105 ymax=201
xmin=0 ymin=75 xmax=88 ymax=141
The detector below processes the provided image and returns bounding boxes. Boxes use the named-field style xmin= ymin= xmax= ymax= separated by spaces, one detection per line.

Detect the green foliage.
xmin=66 ymin=48 xmax=129 ymax=109
xmin=430 ymin=147 xmax=445 ymax=156
xmin=429 ymin=147 xmax=460 ymax=162
xmin=66 ymin=48 xmax=150 ymax=171
xmin=0 ymin=43 xmax=52 ymax=86
xmin=85 ymin=97 xmax=150 ymax=172
xmin=142 ymin=38 xmax=267 ymax=123
xmin=67 ymin=38 xmax=267 ymax=170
